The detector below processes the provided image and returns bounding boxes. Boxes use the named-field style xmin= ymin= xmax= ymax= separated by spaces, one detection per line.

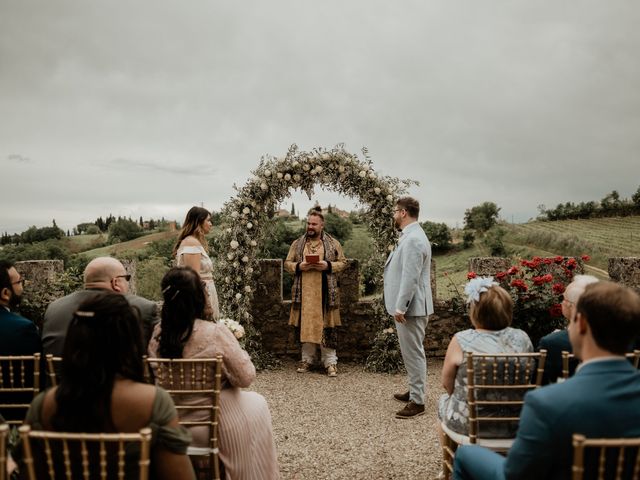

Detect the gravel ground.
xmin=251 ymin=358 xmax=445 ymax=480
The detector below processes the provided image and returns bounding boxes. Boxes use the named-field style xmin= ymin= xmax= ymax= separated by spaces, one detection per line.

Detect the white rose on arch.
xmin=284 ymin=173 xmax=291 ymax=181
xmin=246 ymin=222 xmax=253 ymax=229
xmin=230 ymin=240 xmax=239 ymax=249
xmin=260 ymin=183 xmax=268 ymax=191
xmin=242 ymin=207 xmax=250 ymax=214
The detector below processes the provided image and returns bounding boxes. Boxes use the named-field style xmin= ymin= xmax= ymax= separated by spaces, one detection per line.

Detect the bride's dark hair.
xmin=53 ymin=291 xmax=145 ymax=432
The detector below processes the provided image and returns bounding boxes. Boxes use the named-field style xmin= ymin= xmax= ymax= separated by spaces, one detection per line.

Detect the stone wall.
xmin=12 ymin=256 xmax=640 ymax=358
xmin=252 ymin=258 xmax=457 ymax=360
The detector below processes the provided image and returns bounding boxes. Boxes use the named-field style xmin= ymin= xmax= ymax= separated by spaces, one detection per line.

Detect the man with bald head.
xmin=42 ymin=256 xmax=158 ymax=356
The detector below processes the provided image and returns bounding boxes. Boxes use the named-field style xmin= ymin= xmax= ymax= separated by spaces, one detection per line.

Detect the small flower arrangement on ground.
xmin=365 ymin=325 xmax=406 ymax=374
xmin=467 ymin=255 xmax=590 ymax=344
xmin=219 ymin=318 xmax=245 ymax=340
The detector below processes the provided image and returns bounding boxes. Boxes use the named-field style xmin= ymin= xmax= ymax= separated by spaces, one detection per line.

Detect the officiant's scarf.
xmin=291 ymin=232 xmax=340 ymax=308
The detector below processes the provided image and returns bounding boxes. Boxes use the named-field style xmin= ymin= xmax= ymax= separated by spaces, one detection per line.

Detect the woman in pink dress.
xmin=148 ymin=266 xmax=279 ymax=480
xmin=173 ymin=206 xmax=219 ymax=320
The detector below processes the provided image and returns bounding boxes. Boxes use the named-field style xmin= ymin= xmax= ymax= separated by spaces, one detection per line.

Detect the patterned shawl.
xmin=290 ymin=232 xmax=340 ymax=308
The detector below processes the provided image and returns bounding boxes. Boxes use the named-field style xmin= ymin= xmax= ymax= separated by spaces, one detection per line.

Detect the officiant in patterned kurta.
xmin=284 ymin=206 xmax=347 ymax=377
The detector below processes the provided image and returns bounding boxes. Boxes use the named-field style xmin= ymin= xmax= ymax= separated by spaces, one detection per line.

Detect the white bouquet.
xmin=219 ymin=318 xmax=245 ymax=339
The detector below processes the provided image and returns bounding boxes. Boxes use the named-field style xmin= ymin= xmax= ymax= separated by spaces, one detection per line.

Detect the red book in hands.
xmin=306 ymin=254 xmax=320 ymax=264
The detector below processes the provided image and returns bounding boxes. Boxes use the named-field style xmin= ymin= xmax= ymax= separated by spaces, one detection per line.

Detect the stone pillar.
xmin=468 ymin=257 xmax=511 ymax=276
xmin=15 ymin=260 xmax=65 ymax=327
xmin=120 ymin=259 xmax=138 ymax=295
xmin=608 ymin=257 xmax=640 ymax=292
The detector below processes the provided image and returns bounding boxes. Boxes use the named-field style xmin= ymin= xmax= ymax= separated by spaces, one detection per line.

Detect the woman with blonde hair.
xmin=173 ymin=206 xmax=219 ymax=320
xmin=438 ymin=277 xmax=533 ymax=437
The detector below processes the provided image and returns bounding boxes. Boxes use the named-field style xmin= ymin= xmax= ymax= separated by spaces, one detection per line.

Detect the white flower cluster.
xmin=219 ymin=318 xmax=245 ymax=339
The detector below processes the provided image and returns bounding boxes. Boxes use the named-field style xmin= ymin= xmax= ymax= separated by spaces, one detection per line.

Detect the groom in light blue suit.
xmin=383 ymin=196 xmax=433 ymax=419
xmin=454 ymin=281 xmax=640 ymax=480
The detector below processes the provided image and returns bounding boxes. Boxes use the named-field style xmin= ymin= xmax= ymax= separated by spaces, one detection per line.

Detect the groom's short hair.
xmin=577 ymin=281 xmax=640 ymax=354
xmin=396 ymin=197 xmax=420 ymax=219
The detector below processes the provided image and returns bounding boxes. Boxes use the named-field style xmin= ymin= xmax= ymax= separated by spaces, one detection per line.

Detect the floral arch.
xmin=216 ymin=144 xmax=415 ymax=363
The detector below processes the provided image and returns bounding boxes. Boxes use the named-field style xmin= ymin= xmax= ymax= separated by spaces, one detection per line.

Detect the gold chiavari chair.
xmin=572 ymin=434 xmax=640 ymax=480
xmin=626 ymin=350 xmax=640 ymax=369
xmin=442 ymin=350 xmax=547 ymax=479
xmin=19 ymin=425 xmax=152 ymax=480
xmin=562 ymin=350 xmax=640 ymax=380
xmin=0 ymin=354 xmax=41 ymax=425
xmin=0 ymin=423 xmax=9 ymax=480
xmin=145 ymin=356 xmax=223 ymax=480
xmin=45 ymin=354 xmax=63 ymax=387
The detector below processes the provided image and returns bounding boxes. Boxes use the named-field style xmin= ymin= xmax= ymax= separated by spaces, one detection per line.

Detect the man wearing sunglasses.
xmin=42 ymin=256 xmax=158 ymax=356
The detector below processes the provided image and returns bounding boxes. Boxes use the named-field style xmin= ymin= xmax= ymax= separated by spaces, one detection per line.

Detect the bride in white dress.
xmin=172 ymin=206 xmax=220 ymax=320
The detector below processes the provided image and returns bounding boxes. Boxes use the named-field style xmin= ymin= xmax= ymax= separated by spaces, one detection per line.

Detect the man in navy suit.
xmin=453 ymin=281 xmax=640 ymax=480
xmin=383 ymin=196 xmax=433 ymax=419
xmin=0 ymin=260 xmax=42 ymax=423
xmin=0 ymin=260 xmax=41 ymax=356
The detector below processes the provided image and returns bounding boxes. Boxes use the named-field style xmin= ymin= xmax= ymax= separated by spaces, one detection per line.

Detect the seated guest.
xmin=0 ymin=260 xmax=41 ymax=423
xmin=42 ymin=256 xmax=158 ymax=356
xmin=537 ymin=275 xmax=598 ymax=384
xmin=438 ymin=277 xmax=532 ymax=438
xmin=454 ymin=281 xmax=640 ymax=480
xmin=148 ymin=267 xmax=279 ymax=480
xmin=22 ymin=291 xmax=195 ymax=480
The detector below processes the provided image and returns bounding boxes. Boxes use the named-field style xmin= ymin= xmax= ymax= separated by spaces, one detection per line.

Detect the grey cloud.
xmin=107 ymin=158 xmax=217 ymax=177
xmin=7 ymin=154 xmax=31 ymax=163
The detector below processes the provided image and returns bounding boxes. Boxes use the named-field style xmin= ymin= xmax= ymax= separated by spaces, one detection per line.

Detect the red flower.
xmin=532 ymin=276 xmax=546 ymax=286
xmin=549 ymin=304 xmax=563 ymax=317
xmin=467 ymin=272 xmax=477 ymax=279
xmin=542 ymin=274 xmax=553 ymax=283
xmin=581 ymin=254 xmax=591 ymax=262
xmin=565 ymin=258 xmax=578 ymax=270
xmin=511 ymin=279 xmax=528 ymax=292
xmin=496 ymin=271 xmax=508 ymax=280
xmin=552 ymin=283 xmax=565 ymax=294
xmin=543 ymin=258 xmax=554 ymax=265
xmin=507 ymin=266 xmax=519 ymax=275
xmin=554 ymin=256 xmax=564 ymax=264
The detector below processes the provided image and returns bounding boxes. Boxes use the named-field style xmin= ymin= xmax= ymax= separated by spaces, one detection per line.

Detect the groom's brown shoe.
xmin=393 ymin=391 xmax=410 ymax=403
xmin=395 ymin=401 xmax=425 ymax=419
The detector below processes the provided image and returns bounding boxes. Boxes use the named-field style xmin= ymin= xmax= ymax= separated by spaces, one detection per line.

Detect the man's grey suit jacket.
xmin=383 ymin=222 xmax=433 ymax=317
xmin=42 ymin=289 xmax=159 ymax=356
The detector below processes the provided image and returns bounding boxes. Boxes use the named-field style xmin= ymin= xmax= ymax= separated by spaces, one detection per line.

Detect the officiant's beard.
xmin=307 ymin=229 xmax=319 ymax=238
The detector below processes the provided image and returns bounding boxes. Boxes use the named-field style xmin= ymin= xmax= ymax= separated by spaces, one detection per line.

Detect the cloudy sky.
xmin=1 ymin=1 xmax=639 ymax=234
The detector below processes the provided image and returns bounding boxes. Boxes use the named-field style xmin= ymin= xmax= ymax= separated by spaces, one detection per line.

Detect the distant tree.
xmin=139 ymin=216 xmax=144 ymax=227
xmin=21 ymin=225 xmax=65 ymax=243
xmin=148 ymin=218 xmax=156 ymax=230
xmin=463 ymin=202 xmax=501 ymax=232
xmin=85 ymin=225 xmax=101 ymax=235
xmin=323 ymin=212 xmax=353 ymax=244
xmin=108 ymin=218 xmax=142 ymax=243
xmin=462 ymin=229 xmax=475 ymax=249
xmin=482 ymin=226 xmax=507 ymax=257
xmin=290 ymin=203 xmax=296 ymax=216
xmin=420 ymin=221 xmax=452 ymax=252
xmin=632 ymin=186 xmax=640 ymax=209
xmin=210 ymin=211 xmax=222 ymax=226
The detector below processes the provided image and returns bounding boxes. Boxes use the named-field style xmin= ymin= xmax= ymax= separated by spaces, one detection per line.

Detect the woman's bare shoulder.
xmin=180 ymin=236 xmax=201 ymax=247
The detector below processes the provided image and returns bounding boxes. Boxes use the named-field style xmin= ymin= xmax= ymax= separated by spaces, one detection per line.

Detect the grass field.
xmin=79 ymin=230 xmax=179 ymax=259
